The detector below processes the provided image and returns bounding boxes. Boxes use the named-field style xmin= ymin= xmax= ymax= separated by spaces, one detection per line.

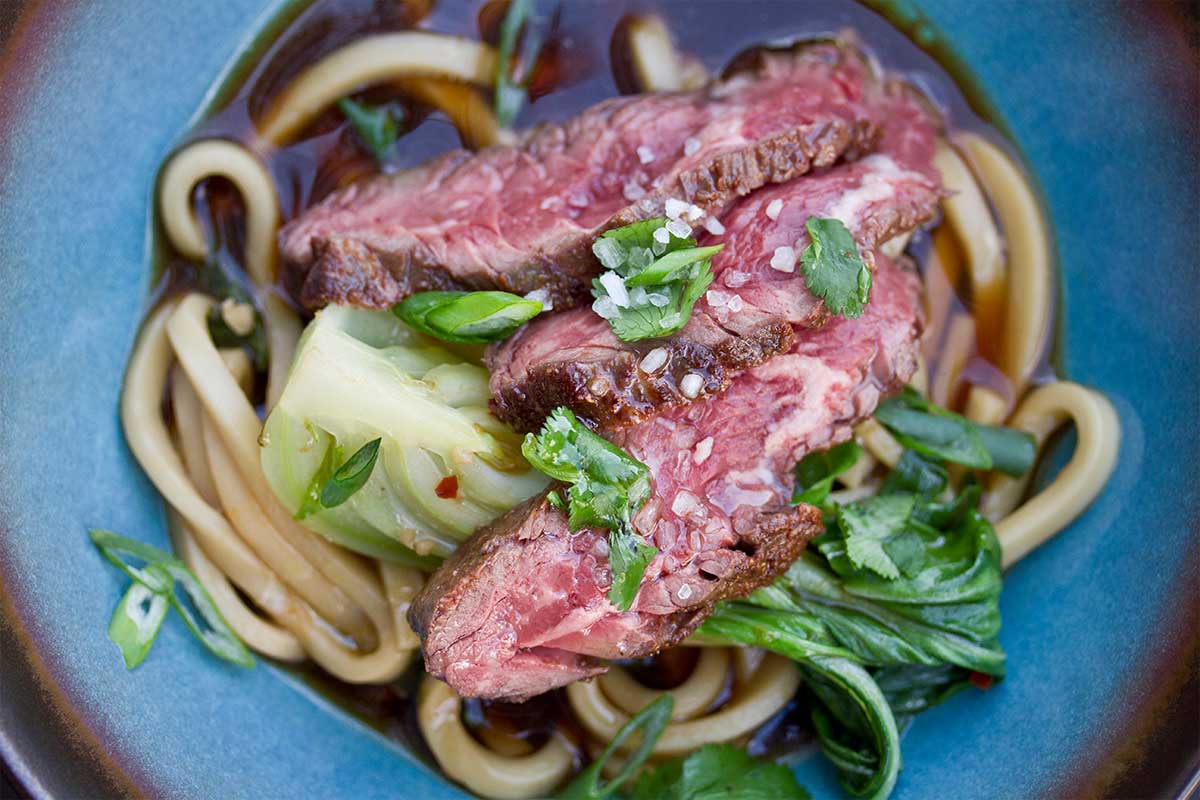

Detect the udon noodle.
xmin=121 ymin=11 xmax=1120 ymax=798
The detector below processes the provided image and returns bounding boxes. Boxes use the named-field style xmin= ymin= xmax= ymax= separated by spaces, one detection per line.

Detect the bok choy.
xmin=260 ymin=306 xmax=547 ymax=565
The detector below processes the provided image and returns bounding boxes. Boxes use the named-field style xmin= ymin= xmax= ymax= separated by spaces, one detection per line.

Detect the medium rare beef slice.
xmin=410 ymin=257 xmax=922 ymax=700
xmin=280 ymin=43 xmax=880 ymax=311
xmin=486 ymin=83 xmax=941 ymax=434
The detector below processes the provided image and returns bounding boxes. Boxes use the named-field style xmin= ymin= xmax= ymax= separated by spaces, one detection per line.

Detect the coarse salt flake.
xmin=665 ymin=219 xmax=692 ymax=239
xmin=599 ymin=271 xmax=630 ymax=307
xmin=664 ymin=198 xmax=690 ymax=219
xmin=639 ymin=347 xmax=669 ymax=374
xmin=685 ymin=204 xmax=705 ymax=222
xmin=705 ymin=289 xmax=728 ymax=308
xmin=637 ymin=145 xmax=655 ymax=164
xmin=765 ymin=198 xmax=783 ymax=220
xmin=591 ymin=296 xmax=619 ymax=319
xmin=770 ymin=246 xmax=796 ymax=273
xmin=693 ymin=436 xmax=714 ymax=464
xmin=726 ymin=294 xmax=745 ymax=313
xmin=680 ymin=373 xmax=704 ymax=399
xmin=703 ymin=217 xmax=725 ymax=236
xmin=652 ymin=226 xmax=672 ymax=244
xmin=523 ymin=288 xmax=553 ymax=310
xmin=677 ymin=584 xmax=694 ymax=601
xmin=684 ymin=137 xmax=701 ymax=156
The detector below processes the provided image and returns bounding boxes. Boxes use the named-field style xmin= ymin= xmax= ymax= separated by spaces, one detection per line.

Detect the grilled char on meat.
xmin=486 ymin=83 xmax=941 ymax=433
xmin=280 ymin=44 xmax=880 ymax=311
xmin=410 ymin=258 xmax=922 ymax=700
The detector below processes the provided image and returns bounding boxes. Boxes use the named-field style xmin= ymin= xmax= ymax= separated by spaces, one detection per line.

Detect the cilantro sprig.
xmin=522 ymin=407 xmax=655 ymax=610
xmin=800 ymin=217 xmax=873 ymax=319
xmin=633 ymin=743 xmax=812 ymax=800
xmin=590 ymin=218 xmax=721 ymax=342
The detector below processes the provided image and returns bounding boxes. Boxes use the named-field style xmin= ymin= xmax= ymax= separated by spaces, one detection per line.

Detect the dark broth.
xmin=148 ymin=0 xmax=1059 ymax=778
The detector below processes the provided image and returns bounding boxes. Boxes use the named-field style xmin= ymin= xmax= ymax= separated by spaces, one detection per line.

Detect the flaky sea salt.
xmin=765 ymin=198 xmax=783 ymax=220
xmin=523 ymin=288 xmax=554 ymax=310
xmin=623 ymin=181 xmax=646 ymax=201
xmin=684 ymin=137 xmax=700 ymax=156
xmin=637 ymin=145 xmax=655 ymax=164
xmin=647 ymin=292 xmax=670 ymax=307
xmin=706 ymin=289 xmax=728 ymax=308
xmin=664 ymin=198 xmax=690 ymax=219
xmin=724 ymin=271 xmax=749 ymax=288
xmin=653 ymin=226 xmax=672 ymax=244
xmin=726 ymin=294 xmax=745 ymax=313
xmin=592 ymin=296 xmax=619 ymax=319
xmin=703 ymin=217 xmax=725 ymax=235
xmin=693 ymin=436 xmax=714 ymax=464
xmin=639 ymin=347 xmax=668 ymax=374
xmin=680 ymin=373 xmax=704 ymax=398
xmin=599 ymin=271 xmax=630 ymax=307
xmin=685 ymin=204 xmax=705 ymax=222
xmin=770 ymin=245 xmax=796 ymax=273
xmin=665 ymin=218 xmax=692 ymax=239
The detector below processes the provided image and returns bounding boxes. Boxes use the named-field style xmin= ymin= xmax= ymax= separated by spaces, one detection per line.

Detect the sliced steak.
xmin=281 ymin=43 xmax=881 ymax=311
xmin=487 ymin=83 xmax=940 ymax=433
xmin=410 ymin=256 xmax=922 ymax=700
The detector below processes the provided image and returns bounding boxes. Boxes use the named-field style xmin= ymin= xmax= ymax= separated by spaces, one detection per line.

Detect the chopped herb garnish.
xmin=493 ymin=0 xmax=545 ymax=127
xmin=836 ymin=494 xmax=920 ymax=580
xmin=590 ymin=218 xmax=721 ymax=342
xmin=89 ymin=529 xmax=254 ymax=668
xmin=880 ymin=449 xmax=948 ymax=496
xmin=800 ymin=217 xmax=872 ymax=318
xmin=295 ymin=435 xmax=341 ymax=520
xmin=337 ymin=97 xmax=403 ymax=163
xmin=632 ymin=743 xmax=812 ymax=800
xmin=522 ymin=407 xmax=655 ymax=610
xmin=874 ymin=387 xmax=1036 ymax=475
xmin=320 ymin=438 xmax=382 ymax=509
xmin=555 ymin=695 xmax=674 ymax=800
xmin=395 ymin=290 xmax=543 ymax=343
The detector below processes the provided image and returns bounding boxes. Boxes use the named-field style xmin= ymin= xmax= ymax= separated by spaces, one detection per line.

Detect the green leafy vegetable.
xmin=800 ymin=217 xmax=872 ymax=319
xmin=793 ymin=440 xmax=864 ymax=506
xmin=319 ymin=438 xmax=382 ymax=508
xmin=836 ymin=494 xmax=920 ymax=580
xmin=337 ymin=97 xmax=402 ymax=163
xmin=89 ymin=529 xmax=254 ymax=668
xmin=555 ymin=695 xmax=674 ymax=800
xmin=632 ymin=743 xmax=812 ymax=800
xmin=874 ymin=388 xmax=1036 ymax=475
xmin=493 ymin=0 xmax=544 ymax=127
xmin=880 ymin=450 xmax=948 ymax=497
xmin=261 ymin=306 xmax=546 ymax=565
xmin=394 ymin=290 xmax=543 ymax=343
xmin=591 ymin=218 xmax=722 ymax=342
xmin=522 ymin=407 xmax=655 ymax=610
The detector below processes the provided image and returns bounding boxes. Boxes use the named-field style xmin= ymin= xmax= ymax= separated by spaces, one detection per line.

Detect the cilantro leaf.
xmin=337 ymin=97 xmax=402 ymax=163
xmin=632 ymin=744 xmax=811 ymax=800
xmin=591 ymin=219 xmax=722 ymax=342
xmin=607 ymin=526 xmax=658 ymax=611
xmin=522 ymin=407 xmax=655 ymax=610
xmin=800 ymin=217 xmax=872 ymax=318
xmin=836 ymin=494 xmax=918 ymax=580
xmin=793 ymin=440 xmax=864 ymax=506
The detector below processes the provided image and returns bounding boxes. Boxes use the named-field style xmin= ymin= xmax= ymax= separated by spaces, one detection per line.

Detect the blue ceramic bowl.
xmin=1 ymin=1 xmax=1197 ymax=798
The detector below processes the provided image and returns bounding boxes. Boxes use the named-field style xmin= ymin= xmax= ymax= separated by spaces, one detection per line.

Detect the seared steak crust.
xmin=410 ymin=257 xmax=923 ymax=700
xmin=487 ymin=83 xmax=941 ymax=433
xmin=280 ymin=44 xmax=880 ymax=311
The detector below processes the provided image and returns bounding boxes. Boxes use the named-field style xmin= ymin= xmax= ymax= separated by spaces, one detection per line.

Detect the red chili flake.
xmin=969 ymin=671 xmax=994 ymax=690
xmin=435 ymin=476 xmax=459 ymax=499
